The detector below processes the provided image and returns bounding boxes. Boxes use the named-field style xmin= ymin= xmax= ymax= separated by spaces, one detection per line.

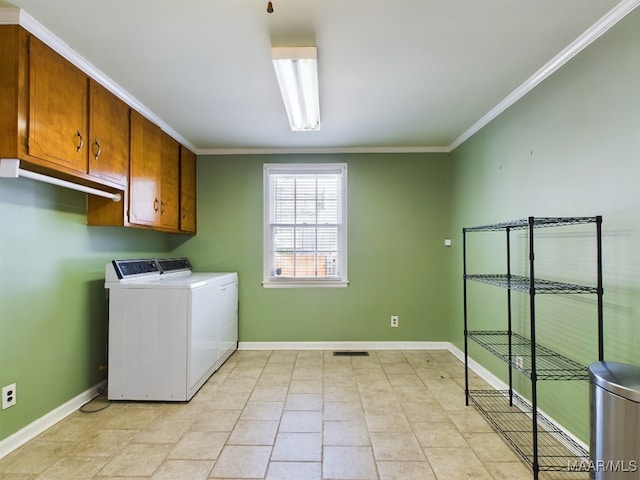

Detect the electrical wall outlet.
xmin=391 ymin=315 xmax=399 ymax=327
xmin=515 ymin=356 xmax=524 ymax=370
xmin=2 ymin=383 xmax=16 ymax=410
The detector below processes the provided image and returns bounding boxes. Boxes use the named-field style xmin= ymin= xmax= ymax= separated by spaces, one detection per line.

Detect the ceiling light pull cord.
xmin=267 ymin=1 xmax=274 ymax=13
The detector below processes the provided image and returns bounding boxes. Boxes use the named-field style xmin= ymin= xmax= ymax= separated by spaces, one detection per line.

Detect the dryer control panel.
xmin=158 ymin=257 xmax=192 ymax=273
xmin=107 ymin=257 xmax=194 ymax=281
xmin=110 ymin=259 xmax=161 ymax=280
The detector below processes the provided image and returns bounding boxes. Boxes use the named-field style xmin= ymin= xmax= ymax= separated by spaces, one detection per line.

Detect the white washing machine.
xmin=105 ymin=258 xmax=238 ymax=401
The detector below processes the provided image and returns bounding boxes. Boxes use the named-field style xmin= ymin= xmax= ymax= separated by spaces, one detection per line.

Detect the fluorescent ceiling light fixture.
xmin=272 ymin=47 xmax=320 ymax=131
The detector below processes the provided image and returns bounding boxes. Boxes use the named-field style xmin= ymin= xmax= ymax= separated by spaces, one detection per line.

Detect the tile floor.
xmin=0 ymin=349 xmax=590 ymax=480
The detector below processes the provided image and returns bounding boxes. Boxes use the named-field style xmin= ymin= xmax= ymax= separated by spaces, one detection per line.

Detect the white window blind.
xmin=263 ymin=163 xmax=348 ymax=288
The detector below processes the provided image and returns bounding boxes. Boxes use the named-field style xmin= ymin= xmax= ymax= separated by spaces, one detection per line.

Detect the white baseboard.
xmin=238 ymin=341 xmax=452 ymax=351
xmin=0 ymin=380 xmax=106 ymax=459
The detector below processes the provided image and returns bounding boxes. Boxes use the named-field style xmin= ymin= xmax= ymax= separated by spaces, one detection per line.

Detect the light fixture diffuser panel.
xmin=272 ymin=47 xmax=320 ymax=131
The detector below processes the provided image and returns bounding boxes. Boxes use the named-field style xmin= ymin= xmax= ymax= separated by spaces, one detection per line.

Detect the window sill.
xmin=262 ymin=280 xmax=349 ymax=289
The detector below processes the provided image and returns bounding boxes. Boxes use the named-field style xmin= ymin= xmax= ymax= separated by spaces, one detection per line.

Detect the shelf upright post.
xmin=528 ymin=217 xmax=539 ymax=480
xmin=506 ymin=226 xmax=514 ymax=406
xmin=463 ymin=227 xmax=470 ymax=406
xmin=596 ymin=216 xmax=604 ymax=361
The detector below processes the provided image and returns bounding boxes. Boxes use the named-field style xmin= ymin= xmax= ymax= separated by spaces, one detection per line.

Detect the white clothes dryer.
xmin=105 ymin=258 xmax=238 ymax=401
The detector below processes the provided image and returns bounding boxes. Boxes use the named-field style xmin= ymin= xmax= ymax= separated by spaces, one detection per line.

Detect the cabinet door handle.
xmin=154 ymin=198 xmax=159 ymax=212
xmin=160 ymin=201 xmax=165 ymax=214
xmin=92 ymin=139 xmax=102 ymax=160
xmin=75 ymin=130 xmax=84 ymax=153
xmin=182 ymin=207 xmax=187 ymax=219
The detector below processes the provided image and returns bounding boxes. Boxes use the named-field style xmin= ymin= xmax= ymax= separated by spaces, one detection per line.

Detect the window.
xmin=263 ymin=163 xmax=348 ymax=288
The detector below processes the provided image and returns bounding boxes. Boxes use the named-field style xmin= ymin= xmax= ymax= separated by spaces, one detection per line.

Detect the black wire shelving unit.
xmin=466 ymin=331 xmax=588 ymax=381
xmin=468 ymin=390 xmax=589 ymax=471
xmin=462 ymin=216 xmax=604 ymax=480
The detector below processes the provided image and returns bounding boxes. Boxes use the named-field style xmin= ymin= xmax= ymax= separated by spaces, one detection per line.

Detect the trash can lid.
xmin=589 ymin=361 xmax=640 ymax=403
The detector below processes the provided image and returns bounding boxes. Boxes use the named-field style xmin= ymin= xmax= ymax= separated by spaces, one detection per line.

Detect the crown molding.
xmin=197 ymin=145 xmax=451 ymax=156
xmin=449 ymin=0 xmax=640 ymax=151
xmin=0 ymin=7 xmax=197 ymax=153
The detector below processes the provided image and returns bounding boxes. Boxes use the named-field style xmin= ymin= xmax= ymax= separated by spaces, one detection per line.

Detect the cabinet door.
xmin=88 ymin=80 xmax=129 ymax=187
xmin=180 ymin=146 xmax=197 ymax=234
xmin=159 ymin=132 xmax=180 ymax=230
xmin=28 ymin=36 xmax=88 ymax=173
xmin=0 ymin=26 xmax=27 ymax=160
xmin=129 ymin=110 xmax=161 ymax=226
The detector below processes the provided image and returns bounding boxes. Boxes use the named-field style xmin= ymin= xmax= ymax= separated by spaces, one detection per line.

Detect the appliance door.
xmin=188 ymin=283 xmax=218 ymax=394
xmin=108 ymin=288 xmax=188 ymax=400
xmin=218 ymin=278 xmax=238 ymax=367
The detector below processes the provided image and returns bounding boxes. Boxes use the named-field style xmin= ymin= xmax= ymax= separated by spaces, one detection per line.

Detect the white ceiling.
xmin=0 ymin=0 xmax=630 ymax=153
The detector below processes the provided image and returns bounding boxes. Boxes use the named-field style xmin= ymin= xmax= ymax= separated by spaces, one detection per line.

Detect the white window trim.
xmin=263 ymin=163 xmax=348 ymax=288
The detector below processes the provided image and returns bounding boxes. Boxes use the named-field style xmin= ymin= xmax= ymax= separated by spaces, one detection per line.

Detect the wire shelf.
xmin=463 ymin=216 xmax=599 ymax=232
xmin=468 ymin=390 xmax=589 ymax=471
xmin=466 ymin=331 xmax=588 ymax=380
xmin=464 ymin=274 xmax=598 ymax=294
xmin=462 ymin=215 xmax=602 ymax=479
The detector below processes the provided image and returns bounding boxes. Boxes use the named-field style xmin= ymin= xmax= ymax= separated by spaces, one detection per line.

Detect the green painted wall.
xmin=0 ymin=178 xmax=172 ymax=441
xmin=171 ymin=153 xmax=453 ymax=343
xmin=449 ymin=8 xmax=640 ymax=443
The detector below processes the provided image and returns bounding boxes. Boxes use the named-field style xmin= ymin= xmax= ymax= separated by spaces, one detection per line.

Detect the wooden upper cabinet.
xmin=180 ymin=146 xmax=197 ymax=234
xmin=159 ymin=132 xmax=180 ymax=230
xmin=0 ymin=26 xmax=27 ymax=160
xmin=129 ymin=110 xmax=161 ymax=226
xmin=1 ymin=26 xmax=196 ymax=234
xmin=88 ymin=80 xmax=129 ymax=187
xmin=28 ymin=35 xmax=88 ymax=173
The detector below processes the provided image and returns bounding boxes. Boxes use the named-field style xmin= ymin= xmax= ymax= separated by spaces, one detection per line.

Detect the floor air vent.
xmin=333 ymin=351 xmax=369 ymax=357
